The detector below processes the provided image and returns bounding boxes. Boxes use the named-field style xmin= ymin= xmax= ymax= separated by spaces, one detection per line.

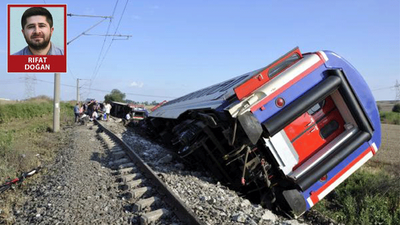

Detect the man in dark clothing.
xmin=87 ymin=100 xmax=95 ymax=119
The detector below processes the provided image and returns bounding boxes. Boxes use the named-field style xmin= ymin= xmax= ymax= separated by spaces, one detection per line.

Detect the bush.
xmin=380 ymin=111 xmax=400 ymax=125
xmin=393 ymin=103 xmax=400 ymax=113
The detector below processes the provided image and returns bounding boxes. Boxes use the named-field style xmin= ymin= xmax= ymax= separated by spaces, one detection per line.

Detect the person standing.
xmin=104 ymin=102 xmax=112 ymax=122
xmin=87 ymin=100 xmax=95 ymax=119
xmin=73 ymin=102 xmax=80 ymax=123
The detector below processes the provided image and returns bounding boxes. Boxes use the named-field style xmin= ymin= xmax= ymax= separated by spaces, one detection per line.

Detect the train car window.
xmin=220 ymin=75 xmax=249 ymax=92
xmin=268 ymin=53 xmax=301 ymax=78
xmin=320 ymin=120 xmax=339 ymax=139
xmin=307 ymin=100 xmax=325 ymax=115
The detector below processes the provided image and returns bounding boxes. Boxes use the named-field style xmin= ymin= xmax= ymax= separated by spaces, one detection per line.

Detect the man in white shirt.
xmin=124 ymin=112 xmax=132 ymax=126
xmin=104 ymin=103 xmax=112 ymax=122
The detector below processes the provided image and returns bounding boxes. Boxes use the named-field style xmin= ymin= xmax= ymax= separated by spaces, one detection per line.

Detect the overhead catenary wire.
xmin=66 ymin=1 xmax=130 ymax=99
xmin=67 ymin=64 xmax=77 ymax=81
xmin=0 ymin=78 xmax=24 ymax=83
xmin=67 ymin=13 xmax=113 ymax=19
xmin=67 ymin=18 xmax=110 ymax=45
xmin=87 ymin=0 xmax=131 ymax=97
xmin=91 ymin=0 xmax=120 ymax=82
xmin=371 ymin=85 xmax=397 ymax=92
xmin=82 ymin=34 xmax=131 ymax=38
xmin=33 ymin=78 xmax=176 ymax=99
xmin=90 ymin=0 xmax=130 ymax=84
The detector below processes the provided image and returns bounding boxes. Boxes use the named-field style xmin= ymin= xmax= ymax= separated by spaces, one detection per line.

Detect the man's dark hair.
xmin=21 ymin=7 xmax=53 ymax=29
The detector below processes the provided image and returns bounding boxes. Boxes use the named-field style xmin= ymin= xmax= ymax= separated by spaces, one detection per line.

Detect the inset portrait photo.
xmin=7 ymin=4 xmax=67 ymax=73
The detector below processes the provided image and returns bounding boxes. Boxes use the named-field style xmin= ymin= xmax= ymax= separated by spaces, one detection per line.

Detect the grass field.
xmin=367 ymin=124 xmax=400 ymax=175
xmin=0 ymin=98 xmax=74 ymax=179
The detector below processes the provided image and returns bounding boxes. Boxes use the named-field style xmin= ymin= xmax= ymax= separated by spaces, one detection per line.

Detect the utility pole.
xmin=76 ymin=78 xmax=90 ymax=103
xmin=53 ymin=73 xmax=60 ymax=132
xmin=77 ymin=78 xmax=79 ymax=103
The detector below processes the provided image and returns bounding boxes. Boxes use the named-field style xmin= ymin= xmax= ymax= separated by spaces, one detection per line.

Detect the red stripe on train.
xmin=250 ymin=59 xmax=324 ymax=112
xmin=309 ymin=145 xmax=375 ymax=205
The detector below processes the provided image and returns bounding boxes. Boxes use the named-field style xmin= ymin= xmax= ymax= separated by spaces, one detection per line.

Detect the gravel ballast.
xmin=6 ymin=120 xmax=333 ymax=224
xmin=12 ymin=124 xmax=131 ymax=224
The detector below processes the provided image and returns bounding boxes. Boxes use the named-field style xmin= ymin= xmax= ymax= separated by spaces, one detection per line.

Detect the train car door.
xmin=283 ymin=96 xmax=345 ymax=167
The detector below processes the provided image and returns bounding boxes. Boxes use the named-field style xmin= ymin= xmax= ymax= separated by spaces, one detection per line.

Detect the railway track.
xmin=4 ymin=119 xmax=325 ymax=224
xmin=95 ymin=120 xmax=204 ymax=225
xmin=93 ymin=119 xmax=325 ymax=225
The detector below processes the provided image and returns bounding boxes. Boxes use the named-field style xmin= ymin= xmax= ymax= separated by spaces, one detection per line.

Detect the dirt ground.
xmin=367 ymin=123 xmax=400 ymax=175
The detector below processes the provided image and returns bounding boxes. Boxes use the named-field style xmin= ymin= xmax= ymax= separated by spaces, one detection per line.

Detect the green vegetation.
xmin=103 ymin=89 xmax=161 ymax=105
xmin=0 ymin=102 xmax=52 ymax=123
xmin=0 ymin=98 xmax=74 ymax=223
xmin=314 ymin=169 xmax=400 ymax=225
xmin=316 ymin=102 xmax=400 ymax=224
xmin=0 ymin=98 xmax=74 ymax=183
xmin=380 ymin=111 xmax=400 ymax=125
xmin=104 ymin=89 xmax=126 ymax=103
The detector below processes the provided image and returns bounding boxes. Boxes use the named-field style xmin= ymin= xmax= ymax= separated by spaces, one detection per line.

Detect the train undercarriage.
xmin=147 ymin=108 xmax=305 ymax=216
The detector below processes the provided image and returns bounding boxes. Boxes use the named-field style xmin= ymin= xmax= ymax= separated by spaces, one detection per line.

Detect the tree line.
xmin=104 ymin=89 xmax=160 ymax=105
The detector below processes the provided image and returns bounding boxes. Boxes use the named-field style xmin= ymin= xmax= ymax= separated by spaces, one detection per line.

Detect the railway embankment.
xmin=0 ymin=99 xmax=399 ymax=224
xmin=0 ymin=120 xmax=312 ymax=224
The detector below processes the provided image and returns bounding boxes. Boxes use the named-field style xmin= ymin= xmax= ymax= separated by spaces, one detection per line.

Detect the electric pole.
xmin=76 ymin=78 xmax=90 ymax=103
xmin=53 ymin=73 xmax=60 ymax=132
xmin=77 ymin=78 xmax=79 ymax=103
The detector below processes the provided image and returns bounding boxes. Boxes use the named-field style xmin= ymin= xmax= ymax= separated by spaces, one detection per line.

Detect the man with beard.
xmin=13 ymin=7 xmax=63 ymax=55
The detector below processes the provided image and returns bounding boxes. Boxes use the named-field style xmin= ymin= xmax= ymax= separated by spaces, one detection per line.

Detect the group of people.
xmin=74 ymin=101 xmax=112 ymax=124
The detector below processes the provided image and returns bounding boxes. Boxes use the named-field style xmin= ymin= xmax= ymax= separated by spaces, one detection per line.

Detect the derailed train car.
xmin=146 ymin=47 xmax=381 ymax=217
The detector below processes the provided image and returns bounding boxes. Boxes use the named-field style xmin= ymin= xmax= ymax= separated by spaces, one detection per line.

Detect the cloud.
xmin=130 ymin=81 xmax=144 ymax=88
xmin=131 ymin=15 xmax=141 ymax=20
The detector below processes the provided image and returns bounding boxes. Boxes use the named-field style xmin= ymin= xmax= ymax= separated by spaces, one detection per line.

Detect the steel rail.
xmin=95 ymin=120 xmax=205 ymax=225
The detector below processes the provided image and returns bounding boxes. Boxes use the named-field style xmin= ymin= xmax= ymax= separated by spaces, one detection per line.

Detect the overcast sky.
xmin=1 ymin=0 xmax=399 ymax=102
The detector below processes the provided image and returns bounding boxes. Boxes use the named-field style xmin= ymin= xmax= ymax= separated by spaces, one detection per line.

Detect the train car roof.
xmin=111 ymin=101 xmax=128 ymax=105
xmin=150 ymin=48 xmax=305 ymax=119
xmin=150 ymin=67 xmax=265 ymax=119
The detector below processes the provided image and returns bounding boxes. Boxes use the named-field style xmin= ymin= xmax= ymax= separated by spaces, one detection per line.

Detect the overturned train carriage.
xmin=147 ymin=47 xmax=381 ymax=217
